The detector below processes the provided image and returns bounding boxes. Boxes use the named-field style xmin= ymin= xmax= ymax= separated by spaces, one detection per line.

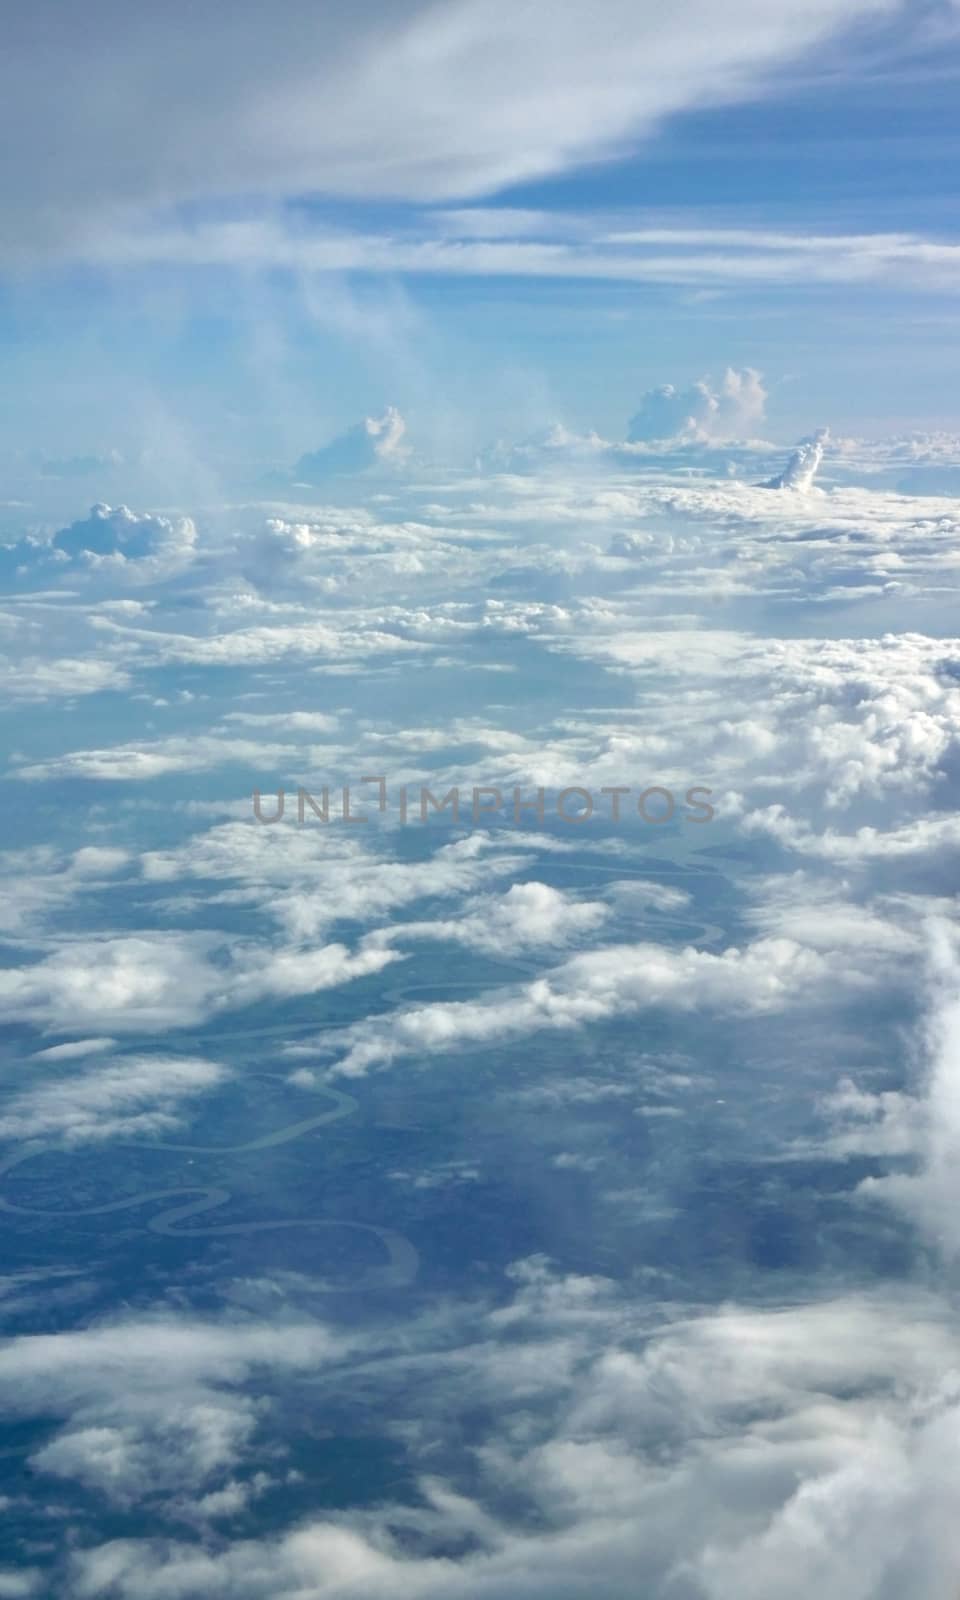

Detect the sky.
xmin=3 ymin=0 xmax=960 ymax=488
xmin=4 ymin=6 xmax=960 ymax=1600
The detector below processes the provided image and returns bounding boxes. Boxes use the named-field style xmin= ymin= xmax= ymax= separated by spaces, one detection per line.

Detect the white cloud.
xmin=223 ymin=711 xmax=339 ymax=733
xmin=318 ymin=934 xmax=837 ymax=1077
xmin=832 ymin=921 xmax=960 ymax=1255
xmin=0 ymin=655 xmax=130 ymax=704
xmin=534 ymin=628 xmax=960 ymax=813
xmin=0 ymin=1054 xmax=226 ymax=1144
xmin=52 ymin=503 xmax=197 ymax=579
xmin=7 ymin=448 xmax=960 ymax=1598
xmin=627 ymin=368 xmax=768 ymax=444
xmin=0 ymin=845 xmax=131 ymax=937
xmin=42 ymin=214 xmax=960 ymax=295
xmin=140 ymin=823 xmax=537 ymax=943
xmin=604 ymin=879 xmax=691 ymax=913
xmin=0 ymin=929 xmax=397 ymax=1034
xmin=763 ymin=428 xmax=829 ymax=490
xmin=29 ymin=1038 xmax=117 ymax=1061
xmin=0 ymin=1 xmax=901 ymax=261
xmin=0 ymin=934 xmax=228 ymax=1032
xmin=0 ymin=1315 xmax=346 ymax=1507
xmin=52 ymin=1268 xmax=960 ymax=1600
xmin=85 ymin=613 xmax=430 ymax=669
xmin=743 ymin=807 xmax=960 ymax=861
xmin=293 ymin=409 xmax=410 ymax=480
xmin=379 ymin=881 xmax=608 ymax=956
xmin=12 ymin=735 xmax=305 ymax=782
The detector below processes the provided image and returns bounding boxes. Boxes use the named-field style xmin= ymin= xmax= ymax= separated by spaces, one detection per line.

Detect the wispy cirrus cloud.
xmin=51 ymin=212 xmax=960 ymax=293
xmin=0 ymin=0 xmax=901 ymax=262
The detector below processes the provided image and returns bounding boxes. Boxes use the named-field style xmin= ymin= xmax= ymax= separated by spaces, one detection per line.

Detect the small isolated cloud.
xmin=293 ymin=408 xmax=410 ymax=481
xmin=379 ymin=881 xmax=609 ymax=956
xmin=764 ymin=428 xmax=829 ymax=490
xmin=0 ymin=655 xmax=130 ymax=705
xmin=626 ymin=367 xmax=768 ymax=444
xmin=29 ymin=1038 xmax=117 ymax=1062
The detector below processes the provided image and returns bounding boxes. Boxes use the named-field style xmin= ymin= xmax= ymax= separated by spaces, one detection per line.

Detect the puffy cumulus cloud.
xmin=293 ymin=409 xmax=410 ymax=481
xmin=488 ymin=373 xmax=773 ymax=470
xmin=626 ymin=368 xmax=768 ymax=444
xmin=0 ymin=1 xmax=899 ymax=261
xmin=12 ymin=463 xmax=958 ymax=721
xmin=347 ymin=627 xmax=958 ymax=851
xmin=0 ymin=654 xmax=130 ymax=704
xmin=536 ymin=630 xmax=960 ymax=813
xmin=52 ymin=1266 xmax=960 ymax=1600
xmin=744 ymin=808 xmax=960 ymax=865
xmin=375 ymin=881 xmax=609 ymax=956
xmin=231 ymin=509 xmax=493 ymax=596
xmin=52 ymin=503 xmax=197 ymax=579
xmin=0 ymin=933 xmax=232 ymax=1033
xmin=318 ymin=934 xmax=838 ymax=1077
xmin=0 ymin=1053 xmax=226 ymax=1144
xmin=821 ymin=921 xmax=960 ymax=1256
xmin=0 ymin=1315 xmax=345 ymax=1508
xmin=231 ymin=937 xmax=397 ymax=1006
xmin=0 ymin=929 xmax=397 ymax=1035
xmin=139 ymin=823 xmax=537 ymax=944
xmin=257 ymin=510 xmax=423 ymax=558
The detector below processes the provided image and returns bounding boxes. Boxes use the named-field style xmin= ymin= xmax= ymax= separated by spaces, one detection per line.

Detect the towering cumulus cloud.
xmin=52 ymin=503 xmax=198 ymax=570
xmin=764 ymin=428 xmax=829 ymax=490
xmin=292 ymin=408 xmax=410 ymax=480
xmin=627 ymin=368 xmax=768 ymax=444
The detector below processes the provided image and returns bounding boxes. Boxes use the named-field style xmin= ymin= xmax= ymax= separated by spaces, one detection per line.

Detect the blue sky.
xmin=2 ymin=0 xmax=960 ymax=485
